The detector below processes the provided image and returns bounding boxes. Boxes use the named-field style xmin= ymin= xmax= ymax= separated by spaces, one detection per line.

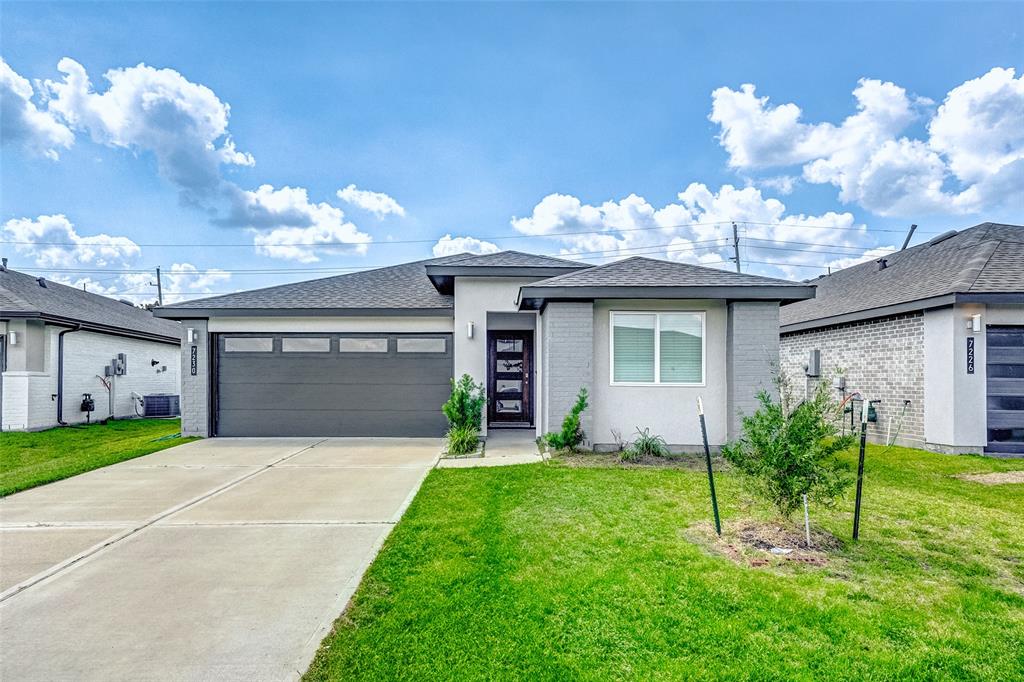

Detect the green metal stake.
xmin=698 ymin=397 xmax=721 ymax=536
xmin=853 ymin=398 xmax=868 ymax=541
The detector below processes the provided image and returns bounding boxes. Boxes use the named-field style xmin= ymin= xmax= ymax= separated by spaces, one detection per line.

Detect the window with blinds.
xmin=611 ymin=311 xmax=704 ymax=385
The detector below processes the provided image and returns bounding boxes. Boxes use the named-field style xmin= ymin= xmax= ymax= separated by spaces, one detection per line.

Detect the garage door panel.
xmin=218 ymin=382 xmax=450 ymax=411
xmin=216 ymin=409 xmax=448 ymax=438
xmin=987 ymin=326 xmax=1024 ymax=454
xmin=217 ymin=357 xmax=452 ymax=385
xmin=216 ymin=333 xmax=453 ymax=437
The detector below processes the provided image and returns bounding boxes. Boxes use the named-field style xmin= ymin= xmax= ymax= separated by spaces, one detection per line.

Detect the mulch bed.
xmin=688 ymin=519 xmax=843 ymax=569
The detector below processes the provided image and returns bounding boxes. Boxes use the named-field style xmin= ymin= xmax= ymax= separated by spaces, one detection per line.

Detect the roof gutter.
xmin=518 ymin=284 xmax=817 ymax=310
xmin=0 ymin=311 xmax=179 ymax=345
xmin=152 ymin=307 xmax=455 ymax=320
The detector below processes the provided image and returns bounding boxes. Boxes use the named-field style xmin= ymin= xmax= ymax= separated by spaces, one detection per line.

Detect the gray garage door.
xmin=215 ymin=333 xmax=453 ymax=437
xmin=987 ymin=326 xmax=1024 ymax=455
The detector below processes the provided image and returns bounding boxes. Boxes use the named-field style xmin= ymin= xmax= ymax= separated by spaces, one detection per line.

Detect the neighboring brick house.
xmin=154 ymin=251 xmax=813 ymax=451
xmin=780 ymin=222 xmax=1024 ymax=455
xmin=1 ymin=265 xmax=181 ymax=431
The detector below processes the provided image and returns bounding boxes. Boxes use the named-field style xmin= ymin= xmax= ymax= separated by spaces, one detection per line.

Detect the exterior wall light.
xmin=8 ymin=331 xmax=16 ymax=345
xmin=967 ymin=314 xmax=982 ymax=333
xmin=467 ymin=322 xmax=475 ymax=339
xmin=187 ymin=327 xmax=196 ymax=343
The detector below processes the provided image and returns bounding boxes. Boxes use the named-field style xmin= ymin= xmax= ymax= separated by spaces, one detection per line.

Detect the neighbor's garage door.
xmin=987 ymin=326 xmax=1024 ymax=455
xmin=215 ymin=333 xmax=453 ymax=437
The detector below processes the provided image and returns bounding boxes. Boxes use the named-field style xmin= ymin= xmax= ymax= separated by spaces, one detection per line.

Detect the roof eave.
xmin=0 ymin=310 xmax=179 ymax=344
xmin=777 ymin=292 xmax=1024 ymax=333
xmin=153 ymin=306 xmax=455 ymax=320
xmin=518 ymin=284 xmax=816 ymax=310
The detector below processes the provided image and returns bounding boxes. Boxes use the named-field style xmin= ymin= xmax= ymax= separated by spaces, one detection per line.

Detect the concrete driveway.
xmin=0 ymin=437 xmax=441 ymax=681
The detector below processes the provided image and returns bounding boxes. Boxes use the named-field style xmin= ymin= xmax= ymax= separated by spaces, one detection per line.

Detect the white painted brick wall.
xmin=780 ymin=312 xmax=925 ymax=447
xmin=1 ymin=327 xmax=180 ymax=431
xmin=541 ymin=302 xmax=594 ymax=441
xmin=178 ymin=320 xmax=210 ymax=437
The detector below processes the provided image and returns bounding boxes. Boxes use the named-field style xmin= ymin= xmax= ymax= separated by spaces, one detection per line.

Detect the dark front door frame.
xmin=487 ymin=330 xmax=534 ymax=426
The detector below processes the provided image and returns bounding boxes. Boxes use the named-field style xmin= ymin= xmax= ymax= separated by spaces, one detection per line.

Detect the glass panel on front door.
xmin=490 ymin=332 xmax=531 ymax=424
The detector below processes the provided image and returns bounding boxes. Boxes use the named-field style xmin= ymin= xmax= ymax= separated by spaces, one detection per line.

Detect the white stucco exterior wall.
xmin=591 ymin=299 xmax=728 ymax=450
xmin=453 ymin=277 xmax=541 ymax=436
xmin=925 ymin=303 xmax=1024 ymax=453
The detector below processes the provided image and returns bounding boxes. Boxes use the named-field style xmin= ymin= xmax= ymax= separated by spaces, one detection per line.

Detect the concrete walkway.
xmin=0 ymin=437 xmax=441 ymax=681
xmin=436 ymin=429 xmax=545 ymax=468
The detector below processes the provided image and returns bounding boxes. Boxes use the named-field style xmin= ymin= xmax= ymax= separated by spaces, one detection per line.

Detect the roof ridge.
xmin=958 ymin=239 xmax=1001 ymax=292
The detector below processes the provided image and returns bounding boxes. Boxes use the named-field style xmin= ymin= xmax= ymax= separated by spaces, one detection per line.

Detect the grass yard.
xmin=306 ymin=445 xmax=1024 ymax=681
xmin=0 ymin=418 xmax=190 ymax=496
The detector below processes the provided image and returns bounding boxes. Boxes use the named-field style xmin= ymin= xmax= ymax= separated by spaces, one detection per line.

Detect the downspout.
xmin=56 ymin=324 xmax=82 ymax=426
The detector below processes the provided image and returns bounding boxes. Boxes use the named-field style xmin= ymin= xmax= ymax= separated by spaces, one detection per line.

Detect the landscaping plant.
xmin=543 ymin=387 xmax=589 ymax=452
xmin=721 ymin=378 xmax=855 ymax=518
xmin=620 ymin=427 xmax=670 ymax=462
xmin=442 ymin=374 xmax=485 ymax=455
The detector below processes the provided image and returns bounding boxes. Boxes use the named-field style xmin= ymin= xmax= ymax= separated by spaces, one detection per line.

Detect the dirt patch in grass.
xmin=688 ymin=520 xmax=843 ymax=569
xmin=956 ymin=471 xmax=1024 ymax=485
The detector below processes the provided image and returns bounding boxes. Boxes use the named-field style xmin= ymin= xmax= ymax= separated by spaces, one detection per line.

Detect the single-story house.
xmin=154 ymin=251 xmax=813 ymax=450
xmin=780 ymin=222 xmax=1024 ymax=456
xmin=1 ymin=264 xmax=182 ymax=431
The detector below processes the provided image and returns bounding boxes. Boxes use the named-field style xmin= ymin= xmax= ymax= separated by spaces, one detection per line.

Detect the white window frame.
xmin=609 ymin=310 xmax=706 ymax=387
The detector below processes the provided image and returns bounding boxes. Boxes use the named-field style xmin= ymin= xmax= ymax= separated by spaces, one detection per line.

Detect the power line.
xmin=0 ymin=220 xmax=942 ymax=250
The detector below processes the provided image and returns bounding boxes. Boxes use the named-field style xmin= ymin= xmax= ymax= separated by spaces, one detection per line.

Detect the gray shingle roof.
xmin=780 ymin=222 xmax=1024 ymax=329
xmin=1 ymin=268 xmax=180 ymax=342
xmin=527 ymin=256 xmax=810 ymax=288
xmin=437 ymin=250 xmax=589 ymax=269
xmin=158 ymin=255 xmax=464 ymax=313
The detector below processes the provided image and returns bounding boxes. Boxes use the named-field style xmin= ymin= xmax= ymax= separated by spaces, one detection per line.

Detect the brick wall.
xmin=178 ymin=320 xmax=210 ymax=437
xmin=780 ymin=312 xmax=925 ymax=447
xmin=727 ymin=302 xmax=781 ymax=440
xmin=541 ymin=302 xmax=593 ymax=441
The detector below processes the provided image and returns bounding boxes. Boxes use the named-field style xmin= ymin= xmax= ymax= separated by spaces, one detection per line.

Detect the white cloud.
xmin=511 ymin=183 xmax=879 ymax=279
xmin=336 ymin=184 xmax=406 ymax=218
xmin=0 ymin=58 xmax=74 ymax=159
xmin=431 ymin=234 xmax=500 ymax=257
xmin=1 ymin=214 xmax=140 ymax=268
xmin=245 ymin=185 xmax=371 ymax=263
xmin=709 ymin=68 xmax=1024 ymax=216
xmin=1 ymin=214 xmax=231 ymax=304
xmin=41 ymin=58 xmax=253 ymax=204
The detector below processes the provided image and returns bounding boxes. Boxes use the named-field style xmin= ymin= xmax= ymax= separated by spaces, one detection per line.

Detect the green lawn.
xmin=0 ymin=418 xmax=191 ymax=496
xmin=306 ymin=445 xmax=1024 ymax=681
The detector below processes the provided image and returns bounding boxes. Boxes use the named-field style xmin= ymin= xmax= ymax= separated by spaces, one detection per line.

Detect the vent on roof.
xmin=118 ymin=298 xmax=136 ymax=307
xmin=927 ymin=230 xmax=958 ymax=246
xmin=36 ymin=277 xmax=47 ymax=288
xmin=877 ymin=258 xmax=888 ymax=271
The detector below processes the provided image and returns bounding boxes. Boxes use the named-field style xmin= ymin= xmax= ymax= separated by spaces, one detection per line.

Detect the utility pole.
xmin=152 ymin=266 xmax=163 ymax=306
xmin=731 ymin=222 xmax=742 ymax=273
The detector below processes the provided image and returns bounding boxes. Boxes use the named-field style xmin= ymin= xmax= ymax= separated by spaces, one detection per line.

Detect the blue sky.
xmin=2 ymin=2 xmax=1022 ymax=303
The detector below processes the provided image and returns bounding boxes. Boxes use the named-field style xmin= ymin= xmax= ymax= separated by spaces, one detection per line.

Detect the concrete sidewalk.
xmin=0 ymin=437 xmax=440 ymax=681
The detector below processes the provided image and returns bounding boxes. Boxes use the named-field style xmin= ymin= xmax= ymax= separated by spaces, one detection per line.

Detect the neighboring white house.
xmin=780 ymin=222 xmax=1024 ymax=456
xmin=1 ymin=264 xmax=182 ymax=431
xmin=154 ymin=251 xmax=813 ymax=451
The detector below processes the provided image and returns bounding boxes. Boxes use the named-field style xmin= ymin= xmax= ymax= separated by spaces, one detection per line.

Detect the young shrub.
xmin=543 ymin=387 xmax=589 ymax=452
xmin=620 ymin=427 xmax=669 ymax=462
xmin=442 ymin=374 xmax=485 ymax=431
xmin=445 ymin=424 xmax=480 ymax=456
xmin=721 ymin=378 xmax=855 ymax=518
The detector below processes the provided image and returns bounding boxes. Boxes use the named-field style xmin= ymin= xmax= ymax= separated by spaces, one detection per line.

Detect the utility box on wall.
xmin=806 ymin=349 xmax=821 ymax=377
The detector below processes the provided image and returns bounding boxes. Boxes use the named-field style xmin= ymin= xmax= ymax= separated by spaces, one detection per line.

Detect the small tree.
xmin=442 ymin=374 xmax=485 ymax=431
xmin=721 ymin=378 xmax=855 ymax=518
xmin=543 ymin=387 xmax=589 ymax=452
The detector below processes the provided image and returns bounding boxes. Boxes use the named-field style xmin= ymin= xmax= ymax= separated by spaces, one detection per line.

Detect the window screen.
xmin=611 ymin=312 xmax=703 ymax=384
xmin=612 ymin=314 xmax=656 ymax=382
xmin=659 ymin=313 xmax=702 ymax=383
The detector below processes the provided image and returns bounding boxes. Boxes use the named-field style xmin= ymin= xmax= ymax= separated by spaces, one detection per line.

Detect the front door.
xmin=487 ymin=331 xmax=533 ymax=425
